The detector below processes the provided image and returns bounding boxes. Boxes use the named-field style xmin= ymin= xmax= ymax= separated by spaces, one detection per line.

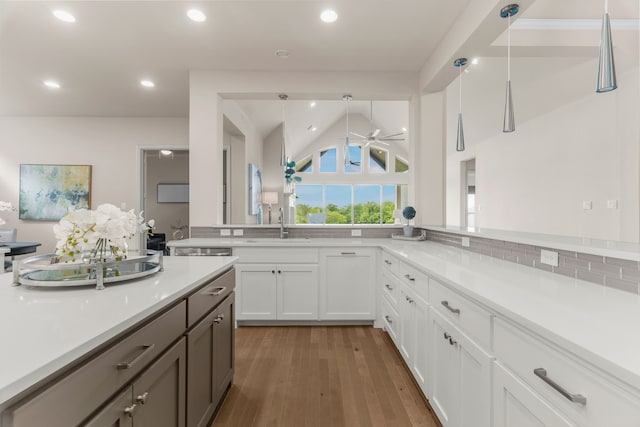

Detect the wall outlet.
xmin=540 ymin=249 xmax=559 ymax=267
xmin=461 ymin=237 xmax=470 ymax=247
xmin=220 ymin=229 xmax=231 ymax=236
xmin=233 ymin=229 xmax=244 ymax=236
xmin=607 ymin=200 xmax=618 ymax=209
xmin=582 ymin=201 xmax=592 ymax=210
xmin=351 ymin=229 xmax=362 ymax=237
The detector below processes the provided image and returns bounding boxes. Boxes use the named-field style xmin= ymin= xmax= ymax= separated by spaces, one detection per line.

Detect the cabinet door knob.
xmin=272 ymin=270 xmax=276 ymax=274
xmin=444 ymin=332 xmax=451 ymax=340
xmin=385 ymin=284 xmax=393 ymax=291
xmin=384 ymin=260 xmax=392 ymax=265
xmin=135 ymin=392 xmax=149 ymax=405
xmin=124 ymin=404 xmax=137 ymax=418
xmin=404 ymin=274 xmax=415 ymax=282
xmin=385 ymin=315 xmax=393 ymax=324
xmin=441 ymin=300 xmax=461 ymax=315
xmin=277 ymin=270 xmax=282 ymax=274
xmin=213 ymin=314 xmax=225 ymax=324
xmin=449 ymin=337 xmax=457 ymax=346
xmin=533 ymin=368 xmax=587 ymax=405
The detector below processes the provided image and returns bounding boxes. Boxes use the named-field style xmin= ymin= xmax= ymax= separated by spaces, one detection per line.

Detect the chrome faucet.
xmin=278 ymin=207 xmax=288 ymax=239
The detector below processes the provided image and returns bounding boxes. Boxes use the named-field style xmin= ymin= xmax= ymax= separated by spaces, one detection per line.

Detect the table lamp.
xmin=262 ymin=192 xmax=279 ymax=224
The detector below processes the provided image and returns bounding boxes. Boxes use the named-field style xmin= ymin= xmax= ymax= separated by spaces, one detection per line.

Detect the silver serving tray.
xmin=13 ymin=250 xmax=163 ymax=290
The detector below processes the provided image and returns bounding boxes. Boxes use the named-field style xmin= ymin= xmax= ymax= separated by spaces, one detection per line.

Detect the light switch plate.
xmin=220 ymin=229 xmax=231 ymax=236
xmin=582 ymin=201 xmax=592 ymax=210
xmin=461 ymin=237 xmax=470 ymax=247
xmin=233 ymin=229 xmax=244 ymax=236
xmin=351 ymin=229 xmax=362 ymax=237
xmin=540 ymin=249 xmax=559 ymax=267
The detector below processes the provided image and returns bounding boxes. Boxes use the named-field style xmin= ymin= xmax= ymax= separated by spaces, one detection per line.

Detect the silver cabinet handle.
xmin=441 ymin=300 xmax=461 ymax=314
xmin=213 ymin=314 xmax=225 ymax=324
xmin=135 ymin=392 xmax=149 ymax=405
xmin=341 ymin=252 xmax=356 ymax=256
xmin=384 ymin=259 xmax=392 ymax=265
xmin=117 ymin=344 xmax=155 ymax=370
xmin=404 ymin=274 xmax=415 ymax=282
xmin=533 ymin=368 xmax=587 ymax=405
xmin=124 ymin=404 xmax=137 ymax=418
xmin=203 ymin=286 xmax=226 ymax=296
xmin=385 ymin=284 xmax=393 ymax=291
xmin=385 ymin=315 xmax=393 ymax=324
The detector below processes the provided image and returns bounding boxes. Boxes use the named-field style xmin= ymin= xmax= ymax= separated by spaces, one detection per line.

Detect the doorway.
xmin=461 ymin=158 xmax=476 ymax=229
xmin=140 ymin=148 xmax=190 ymax=243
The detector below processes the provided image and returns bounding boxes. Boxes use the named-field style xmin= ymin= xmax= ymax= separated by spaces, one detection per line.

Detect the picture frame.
xmin=19 ymin=164 xmax=92 ymax=221
xmin=248 ymin=163 xmax=262 ymax=216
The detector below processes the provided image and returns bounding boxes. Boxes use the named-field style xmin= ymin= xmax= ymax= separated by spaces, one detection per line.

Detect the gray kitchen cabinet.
xmin=186 ymin=294 xmax=234 ymax=427
xmin=84 ymin=338 xmax=186 ymax=427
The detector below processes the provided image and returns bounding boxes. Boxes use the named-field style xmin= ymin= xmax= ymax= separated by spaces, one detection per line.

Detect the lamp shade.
xmin=262 ymin=192 xmax=279 ymax=205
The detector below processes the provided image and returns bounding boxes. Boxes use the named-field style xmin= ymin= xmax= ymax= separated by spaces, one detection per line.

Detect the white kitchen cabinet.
xmin=493 ymin=361 xmax=577 ymax=427
xmin=235 ymin=264 xmax=318 ymax=321
xmin=319 ymin=248 xmax=376 ymax=320
xmin=398 ymin=286 xmax=429 ymax=396
xmin=429 ymin=308 xmax=492 ymax=427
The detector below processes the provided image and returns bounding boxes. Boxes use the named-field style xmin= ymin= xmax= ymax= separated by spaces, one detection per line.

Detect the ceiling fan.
xmin=350 ymin=100 xmax=405 ymax=147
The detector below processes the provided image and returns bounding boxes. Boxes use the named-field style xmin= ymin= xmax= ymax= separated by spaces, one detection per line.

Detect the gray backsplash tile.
xmin=422 ymin=229 xmax=640 ymax=295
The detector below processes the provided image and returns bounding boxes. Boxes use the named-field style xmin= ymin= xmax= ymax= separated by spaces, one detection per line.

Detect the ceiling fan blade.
xmin=374 ymin=141 xmax=390 ymax=146
xmin=371 ymin=129 xmax=381 ymax=138
xmin=380 ymin=132 xmax=404 ymax=139
xmin=379 ymin=138 xmax=405 ymax=141
xmin=350 ymin=132 xmax=368 ymax=139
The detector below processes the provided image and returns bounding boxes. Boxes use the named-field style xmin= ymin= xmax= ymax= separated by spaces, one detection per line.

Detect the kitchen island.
xmin=0 ymin=255 xmax=236 ymax=427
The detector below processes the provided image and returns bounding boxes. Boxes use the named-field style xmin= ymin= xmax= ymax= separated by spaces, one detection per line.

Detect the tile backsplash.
xmin=190 ymin=226 xmax=401 ymax=239
xmin=423 ymin=229 xmax=640 ymax=295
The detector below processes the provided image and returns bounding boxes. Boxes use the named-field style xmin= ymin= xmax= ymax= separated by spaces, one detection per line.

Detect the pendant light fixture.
xmin=342 ymin=94 xmax=352 ymax=166
xmin=596 ymin=0 xmax=617 ymax=92
xmin=278 ymin=94 xmax=288 ymax=166
xmin=454 ymin=58 xmax=468 ymax=152
xmin=500 ymin=4 xmax=519 ymax=133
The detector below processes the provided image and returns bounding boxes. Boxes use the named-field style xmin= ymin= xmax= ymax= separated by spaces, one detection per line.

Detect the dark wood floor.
xmin=213 ymin=326 xmax=440 ymax=427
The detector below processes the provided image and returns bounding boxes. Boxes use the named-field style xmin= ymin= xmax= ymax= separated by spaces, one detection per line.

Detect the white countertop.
xmin=169 ymin=237 xmax=640 ymax=390
xmin=0 ymin=256 xmax=236 ymax=407
xmin=423 ymin=225 xmax=640 ymax=261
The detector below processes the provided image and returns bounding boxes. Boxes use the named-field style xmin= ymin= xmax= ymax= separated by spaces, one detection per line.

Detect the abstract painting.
xmin=19 ymin=164 xmax=92 ymax=220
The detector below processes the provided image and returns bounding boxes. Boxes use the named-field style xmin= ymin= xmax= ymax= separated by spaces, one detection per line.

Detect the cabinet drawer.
xmin=381 ymin=298 xmax=400 ymax=346
xmin=429 ymin=278 xmax=491 ymax=349
xmin=381 ymin=270 xmax=400 ymax=308
xmin=398 ymin=261 xmax=429 ymax=302
xmin=381 ymin=251 xmax=400 ymax=276
xmin=494 ymin=318 xmax=640 ymax=427
xmin=234 ymin=247 xmax=318 ymax=264
xmin=4 ymin=301 xmax=186 ymax=427
xmin=187 ymin=268 xmax=235 ymax=327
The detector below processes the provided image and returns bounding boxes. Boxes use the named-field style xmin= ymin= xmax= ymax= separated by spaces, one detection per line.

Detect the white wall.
xmin=445 ymin=57 xmax=640 ymax=242
xmin=0 ymin=117 xmax=188 ymax=253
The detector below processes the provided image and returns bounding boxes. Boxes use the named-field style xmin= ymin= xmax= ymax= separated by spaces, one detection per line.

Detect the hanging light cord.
xmin=459 ymin=65 xmax=463 ymax=114
xmin=507 ymin=14 xmax=511 ymax=82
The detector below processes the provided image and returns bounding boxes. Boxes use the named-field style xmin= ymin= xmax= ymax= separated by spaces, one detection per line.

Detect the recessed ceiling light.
xmin=310 ymin=101 xmax=316 ymax=108
xmin=307 ymin=125 xmax=317 ymax=132
xmin=140 ymin=80 xmax=155 ymax=88
xmin=320 ymin=9 xmax=338 ymax=23
xmin=401 ymin=127 xmax=407 ymax=132
xmin=160 ymin=149 xmax=173 ymax=156
xmin=52 ymin=10 xmax=76 ymax=23
xmin=471 ymin=58 xmax=479 ymax=65
xmin=187 ymin=9 xmax=206 ymax=22
xmin=43 ymin=80 xmax=61 ymax=89
xmin=275 ymin=49 xmax=290 ymax=59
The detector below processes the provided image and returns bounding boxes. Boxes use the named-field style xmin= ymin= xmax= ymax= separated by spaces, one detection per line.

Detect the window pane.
xmin=354 ymin=185 xmax=381 ymax=224
xmin=296 ymin=156 xmax=312 ymax=173
xmin=295 ymin=185 xmax=323 ymax=224
xmin=345 ymin=145 xmax=361 ymax=173
xmin=369 ymin=148 xmax=387 ymax=173
xmin=395 ymin=156 xmax=409 ymax=173
xmin=320 ymin=148 xmax=337 ymax=173
xmin=325 ymin=185 xmax=351 ymax=224
xmin=382 ymin=185 xmax=397 ymax=224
